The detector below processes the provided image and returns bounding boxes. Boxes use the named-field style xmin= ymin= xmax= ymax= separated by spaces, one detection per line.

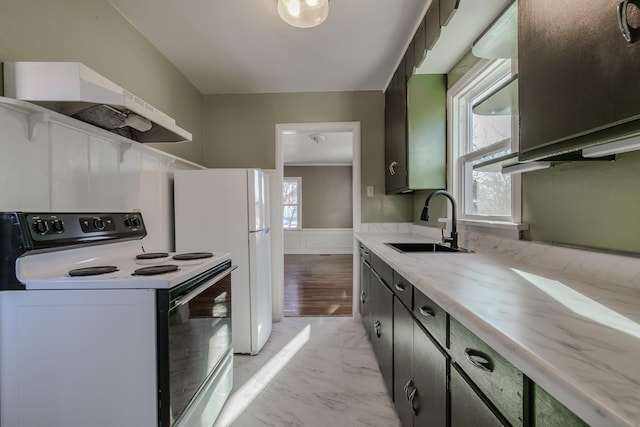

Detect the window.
xmin=283 ymin=177 xmax=302 ymax=229
xmin=449 ymin=58 xmax=521 ymax=224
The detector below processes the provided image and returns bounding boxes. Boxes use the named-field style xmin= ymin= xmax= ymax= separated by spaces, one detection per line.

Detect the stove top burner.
xmin=133 ymin=264 xmax=179 ymax=276
xmin=173 ymin=252 xmax=214 ymax=261
xmin=69 ymin=266 xmax=119 ymax=277
xmin=136 ymin=252 xmax=169 ymax=260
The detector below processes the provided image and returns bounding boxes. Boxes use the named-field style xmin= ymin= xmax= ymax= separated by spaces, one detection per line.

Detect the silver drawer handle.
xmin=395 ymin=283 xmax=407 ymax=292
xmin=389 ymin=161 xmax=398 ymax=175
xmin=419 ymin=306 xmax=435 ymax=317
xmin=374 ymin=320 xmax=382 ymax=337
xmin=360 ymin=291 xmax=366 ymax=304
xmin=464 ymin=348 xmax=494 ymax=373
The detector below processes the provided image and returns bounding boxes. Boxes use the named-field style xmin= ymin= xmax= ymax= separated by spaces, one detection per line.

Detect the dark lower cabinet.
xmin=394 ymin=300 xmax=447 ymax=427
xmin=359 ymin=242 xmax=590 ymax=427
xmin=534 ymin=384 xmax=588 ymax=427
xmin=370 ymin=271 xmax=394 ymax=397
xmin=450 ymin=364 xmax=505 ymax=427
xmin=360 ymin=258 xmax=372 ymax=338
xmin=394 ymin=300 xmax=415 ymax=427
xmin=412 ymin=319 xmax=447 ymax=426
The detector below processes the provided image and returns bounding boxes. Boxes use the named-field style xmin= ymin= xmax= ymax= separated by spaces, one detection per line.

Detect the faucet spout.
xmin=420 ymin=189 xmax=458 ymax=249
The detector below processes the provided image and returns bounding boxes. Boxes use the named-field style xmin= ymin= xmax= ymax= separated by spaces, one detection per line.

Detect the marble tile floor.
xmin=214 ymin=317 xmax=401 ymax=427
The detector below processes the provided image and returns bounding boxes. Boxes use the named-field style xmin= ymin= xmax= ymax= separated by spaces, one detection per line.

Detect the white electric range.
xmin=0 ymin=211 xmax=234 ymax=427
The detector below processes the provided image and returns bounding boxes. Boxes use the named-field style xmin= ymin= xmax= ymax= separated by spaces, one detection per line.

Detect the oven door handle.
xmin=174 ymin=265 xmax=237 ymax=307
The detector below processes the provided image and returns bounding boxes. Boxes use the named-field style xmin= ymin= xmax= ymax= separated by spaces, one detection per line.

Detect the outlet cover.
xmin=367 ymin=186 xmax=374 ymax=197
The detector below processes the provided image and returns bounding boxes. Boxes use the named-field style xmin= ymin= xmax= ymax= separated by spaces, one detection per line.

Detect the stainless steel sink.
xmin=385 ymin=242 xmax=472 ymax=253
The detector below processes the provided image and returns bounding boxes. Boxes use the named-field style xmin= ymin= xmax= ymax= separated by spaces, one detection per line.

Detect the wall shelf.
xmin=0 ymin=97 xmax=204 ymax=170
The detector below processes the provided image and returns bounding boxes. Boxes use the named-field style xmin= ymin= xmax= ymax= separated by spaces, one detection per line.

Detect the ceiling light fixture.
xmin=278 ymin=0 xmax=329 ymax=28
xmin=308 ymin=132 xmax=327 ymax=143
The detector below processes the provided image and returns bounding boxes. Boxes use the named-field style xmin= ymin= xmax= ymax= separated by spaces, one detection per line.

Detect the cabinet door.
xmin=370 ymin=273 xmax=394 ymax=397
xmin=360 ymin=259 xmax=372 ymax=338
xmin=440 ymin=0 xmax=459 ymax=26
xmin=413 ymin=323 xmax=447 ymax=427
xmin=393 ymin=300 xmax=414 ymax=427
xmin=519 ymin=0 xmax=640 ymax=160
xmin=385 ymin=59 xmax=408 ymax=194
xmin=450 ymin=365 xmax=505 ymax=427
xmin=406 ymin=74 xmax=446 ymax=191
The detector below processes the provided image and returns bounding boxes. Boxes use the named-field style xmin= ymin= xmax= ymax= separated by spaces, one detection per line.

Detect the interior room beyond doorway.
xmin=279 ymin=126 xmax=357 ymax=317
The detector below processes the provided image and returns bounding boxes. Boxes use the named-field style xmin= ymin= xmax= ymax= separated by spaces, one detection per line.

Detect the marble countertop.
xmin=356 ymin=231 xmax=640 ymax=427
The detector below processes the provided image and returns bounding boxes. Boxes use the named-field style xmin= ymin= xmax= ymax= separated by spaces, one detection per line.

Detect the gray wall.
xmin=0 ymin=0 xmax=205 ymax=164
xmin=284 ymin=166 xmax=353 ymax=228
xmin=203 ymin=92 xmax=413 ymax=223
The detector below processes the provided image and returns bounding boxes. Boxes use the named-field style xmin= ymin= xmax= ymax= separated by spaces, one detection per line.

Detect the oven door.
xmin=157 ymin=261 xmax=235 ymax=427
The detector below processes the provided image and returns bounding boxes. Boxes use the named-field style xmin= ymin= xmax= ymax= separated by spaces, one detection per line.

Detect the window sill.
xmin=438 ymin=218 xmax=529 ymax=232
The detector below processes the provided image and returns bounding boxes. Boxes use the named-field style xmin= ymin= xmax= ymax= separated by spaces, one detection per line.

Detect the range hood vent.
xmin=3 ymin=62 xmax=192 ymax=143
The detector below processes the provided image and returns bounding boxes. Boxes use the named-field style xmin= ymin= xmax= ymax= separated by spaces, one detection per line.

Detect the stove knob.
xmin=33 ymin=219 xmax=49 ymax=235
xmin=124 ymin=218 xmax=133 ymax=227
xmin=93 ymin=218 xmax=105 ymax=231
xmin=132 ymin=217 xmax=141 ymax=228
xmin=51 ymin=219 xmax=65 ymax=233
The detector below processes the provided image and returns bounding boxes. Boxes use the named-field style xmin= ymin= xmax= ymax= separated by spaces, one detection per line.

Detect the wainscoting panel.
xmin=284 ymin=229 xmax=353 ymax=254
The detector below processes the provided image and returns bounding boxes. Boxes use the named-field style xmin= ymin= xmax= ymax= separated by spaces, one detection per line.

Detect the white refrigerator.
xmin=174 ymin=168 xmax=272 ymax=355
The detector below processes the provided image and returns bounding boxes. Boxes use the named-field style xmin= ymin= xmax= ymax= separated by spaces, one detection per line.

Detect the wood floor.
xmin=284 ymin=254 xmax=353 ymax=317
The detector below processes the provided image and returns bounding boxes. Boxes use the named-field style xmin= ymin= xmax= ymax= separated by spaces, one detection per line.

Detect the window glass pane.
xmin=465 ymin=161 xmax=512 ymax=216
xmin=283 ymin=206 xmax=298 ymax=228
xmin=283 ymin=181 xmax=298 ymax=204
xmin=470 ymin=113 xmax=512 ymax=151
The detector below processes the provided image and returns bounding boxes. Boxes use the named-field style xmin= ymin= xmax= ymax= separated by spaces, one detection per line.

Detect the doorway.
xmin=272 ymin=122 xmax=361 ymax=320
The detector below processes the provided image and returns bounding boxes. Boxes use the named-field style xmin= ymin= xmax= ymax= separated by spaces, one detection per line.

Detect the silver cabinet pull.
xmin=360 ymin=291 xmax=366 ymax=305
xmin=389 ymin=161 xmax=398 ymax=175
xmin=464 ymin=348 xmax=494 ymax=373
xmin=374 ymin=320 xmax=382 ymax=337
xmin=618 ymin=0 xmax=639 ymax=43
xmin=419 ymin=306 xmax=435 ymax=317
xmin=395 ymin=283 xmax=406 ymax=292
xmin=408 ymin=387 xmax=418 ymax=416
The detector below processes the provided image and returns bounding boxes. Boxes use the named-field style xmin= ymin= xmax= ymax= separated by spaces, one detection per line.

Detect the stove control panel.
xmin=12 ymin=212 xmax=147 ymax=248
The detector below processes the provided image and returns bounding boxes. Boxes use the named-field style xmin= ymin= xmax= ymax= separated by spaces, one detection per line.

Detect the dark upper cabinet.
xmin=440 ymin=0 xmax=460 ymax=26
xmin=519 ymin=0 xmax=640 ymax=161
xmin=385 ymin=73 xmax=446 ymax=194
xmin=384 ymin=59 xmax=408 ymax=194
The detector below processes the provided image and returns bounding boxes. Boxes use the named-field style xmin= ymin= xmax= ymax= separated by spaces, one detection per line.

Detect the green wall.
xmin=203 ymin=92 xmax=413 ymax=223
xmin=522 ymin=151 xmax=640 ymax=254
xmin=0 ymin=0 xmax=204 ymax=164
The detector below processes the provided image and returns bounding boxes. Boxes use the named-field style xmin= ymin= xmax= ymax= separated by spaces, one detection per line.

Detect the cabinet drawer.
xmin=359 ymin=244 xmax=371 ymax=263
xmin=391 ymin=271 xmax=413 ymax=309
xmin=370 ymin=253 xmax=393 ymax=288
xmin=450 ymin=317 xmax=524 ymax=426
xmin=413 ymin=288 xmax=447 ymax=348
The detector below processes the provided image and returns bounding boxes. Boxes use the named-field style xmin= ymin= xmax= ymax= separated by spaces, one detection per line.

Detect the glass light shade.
xmin=278 ymin=0 xmax=329 ymax=28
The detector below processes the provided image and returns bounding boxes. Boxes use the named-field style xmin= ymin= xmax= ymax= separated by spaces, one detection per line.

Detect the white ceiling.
xmin=108 ymin=0 xmax=430 ymax=94
xmin=282 ymin=131 xmax=352 ymax=165
xmin=108 ymin=0 xmax=510 ymax=95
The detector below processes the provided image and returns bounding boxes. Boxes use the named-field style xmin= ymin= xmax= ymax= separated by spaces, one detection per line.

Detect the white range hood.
xmin=3 ymin=62 xmax=192 ymax=143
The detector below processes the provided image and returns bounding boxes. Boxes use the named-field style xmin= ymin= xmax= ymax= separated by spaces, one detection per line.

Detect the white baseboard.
xmin=284 ymin=229 xmax=354 ymax=254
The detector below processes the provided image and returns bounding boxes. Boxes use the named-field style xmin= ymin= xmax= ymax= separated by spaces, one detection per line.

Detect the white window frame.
xmin=448 ymin=58 xmax=523 ymax=228
xmin=283 ymin=177 xmax=302 ymax=230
